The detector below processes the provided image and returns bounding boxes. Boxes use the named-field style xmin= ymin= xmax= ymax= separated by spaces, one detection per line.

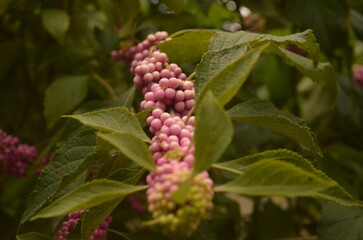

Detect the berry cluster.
xmin=0 ymin=130 xmax=37 ymax=177
xmin=116 ymin=31 xmax=214 ymax=236
xmin=54 ymin=210 xmax=112 ymax=240
xmin=146 ymin=161 xmax=213 ymax=236
xmin=353 ymin=65 xmax=363 ymax=88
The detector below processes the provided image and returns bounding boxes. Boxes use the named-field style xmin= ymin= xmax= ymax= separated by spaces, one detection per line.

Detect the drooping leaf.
xmin=158 ymin=30 xmax=215 ymax=64
xmin=270 ymin=45 xmax=335 ymax=86
xmin=213 ymin=149 xmax=325 ymax=178
xmin=214 ymin=150 xmax=363 ymax=207
xmin=44 ymin=75 xmax=88 ymax=128
xmin=64 ymin=107 xmax=149 ymax=142
xmin=21 ymin=125 xmax=96 ymax=224
xmin=318 ymin=203 xmax=363 ymax=240
xmin=16 ymin=232 xmax=50 ymax=240
xmin=193 ymin=91 xmax=233 ymax=174
xmin=30 ymin=180 xmax=147 ymax=221
xmin=97 ymin=132 xmax=155 ymax=171
xmin=196 ymin=44 xmax=267 ymax=107
xmin=209 ymin=29 xmax=319 ymax=65
xmin=227 ymin=99 xmax=322 ymax=156
xmin=41 ymin=9 xmax=70 ymax=42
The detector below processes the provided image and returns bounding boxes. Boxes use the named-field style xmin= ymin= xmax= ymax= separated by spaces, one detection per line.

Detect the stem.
xmin=149 ymin=45 xmax=157 ymax=57
xmin=90 ymin=72 xmax=117 ymax=99
xmin=184 ymin=107 xmax=195 ymax=124
xmin=186 ymin=72 xmax=196 ymax=82
xmin=107 ymin=228 xmax=128 ymax=238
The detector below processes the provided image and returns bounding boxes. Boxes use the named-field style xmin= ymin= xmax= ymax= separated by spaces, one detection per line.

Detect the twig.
xmin=90 ymin=72 xmax=117 ymax=99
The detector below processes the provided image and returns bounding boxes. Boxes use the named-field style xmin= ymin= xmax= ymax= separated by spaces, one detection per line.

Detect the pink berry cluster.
xmin=0 ymin=130 xmax=37 ymax=177
xmin=146 ymin=161 xmax=213 ymax=236
xmin=115 ymin=31 xmax=214 ymax=236
xmin=353 ymin=65 xmax=363 ymax=88
xmin=111 ymin=31 xmax=169 ymax=63
xmin=54 ymin=210 xmax=112 ymax=240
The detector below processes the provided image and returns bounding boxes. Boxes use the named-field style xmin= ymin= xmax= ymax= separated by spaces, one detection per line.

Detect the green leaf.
xmin=213 ymin=149 xmax=322 ymax=176
xmin=318 ymin=203 xmax=363 ymax=240
xmin=195 ymin=43 xmax=249 ymax=96
xmin=227 ymin=99 xmax=322 ymax=156
xmin=81 ymin=201 xmax=119 ymax=240
xmin=81 ymin=167 xmax=145 ymax=239
xmin=158 ymin=30 xmax=215 ymax=64
xmin=208 ymin=31 xmax=261 ymax=51
xmin=193 ymin=91 xmax=233 ymax=174
xmin=30 ymin=179 xmax=147 ymax=221
xmin=270 ymin=45 xmax=335 ymax=86
xmin=135 ymin=108 xmax=155 ymax=127
xmin=209 ymin=29 xmax=319 ymax=65
xmin=21 ymin=125 xmax=96 ymax=224
xmin=44 ymin=75 xmax=88 ymax=128
xmin=64 ymin=107 xmax=149 ymax=142
xmin=160 ymin=0 xmax=186 ymax=14
xmin=41 ymin=9 xmax=70 ymax=42
xmin=16 ymin=232 xmax=50 ymax=240
xmin=97 ymin=132 xmax=155 ymax=171
xmin=196 ymin=44 xmax=267 ymax=107
xmin=214 ymin=150 xmax=363 ymax=207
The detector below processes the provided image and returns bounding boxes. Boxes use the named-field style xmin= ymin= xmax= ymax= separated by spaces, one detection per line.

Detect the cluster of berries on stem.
xmin=0 ymin=130 xmax=37 ymax=177
xmin=114 ymin=31 xmax=214 ymax=237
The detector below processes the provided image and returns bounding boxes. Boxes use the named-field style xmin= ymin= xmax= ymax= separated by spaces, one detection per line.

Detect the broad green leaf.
xmin=160 ymin=0 xmax=186 ymax=14
xmin=30 ymin=180 xmax=147 ymax=220
xmin=64 ymin=107 xmax=149 ymax=142
xmin=213 ymin=149 xmax=326 ymax=178
xmin=214 ymin=150 xmax=363 ymax=207
xmin=16 ymin=232 xmax=49 ymax=240
xmin=209 ymin=29 xmax=319 ymax=65
xmin=227 ymin=99 xmax=322 ymax=156
xmin=196 ymin=44 xmax=267 ymax=107
xmin=208 ymin=31 xmax=261 ymax=51
xmin=41 ymin=9 xmax=70 ymax=42
xmin=44 ymin=75 xmax=88 ymax=128
xmin=195 ymin=43 xmax=249 ymax=95
xmin=215 ymin=160 xmax=331 ymax=197
xmin=158 ymin=30 xmax=215 ymax=64
xmin=109 ymin=167 xmax=146 ymax=183
xmin=97 ymin=132 xmax=155 ymax=171
xmin=194 ymin=91 xmax=233 ymax=174
xmin=81 ymin=167 xmax=145 ymax=239
xmin=318 ymin=203 xmax=363 ymax=240
xmin=21 ymin=125 xmax=96 ymax=224
xmin=270 ymin=45 xmax=335 ymax=86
